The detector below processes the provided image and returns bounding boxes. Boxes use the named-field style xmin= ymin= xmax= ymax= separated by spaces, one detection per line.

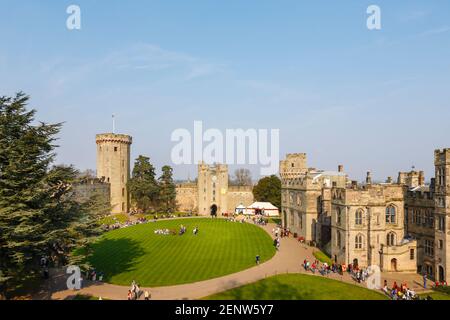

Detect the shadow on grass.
xmin=88 ymin=237 xmax=146 ymax=282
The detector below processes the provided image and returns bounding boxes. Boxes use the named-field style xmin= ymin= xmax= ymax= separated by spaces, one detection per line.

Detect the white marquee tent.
xmin=244 ymin=202 xmax=280 ymax=217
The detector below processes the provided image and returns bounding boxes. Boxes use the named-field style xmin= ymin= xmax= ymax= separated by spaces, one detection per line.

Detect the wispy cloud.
xmin=34 ymin=43 xmax=227 ymax=96
xmin=417 ymin=26 xmax=450 ymax=37
xmin=101 ymin=43 xmax=226 ymax=80
xmin=399 ymin=9 xmax=431 ymax=22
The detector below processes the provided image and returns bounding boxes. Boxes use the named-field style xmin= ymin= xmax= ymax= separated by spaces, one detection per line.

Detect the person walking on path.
xmin=255 ymin=255 xmax=260 ymax=265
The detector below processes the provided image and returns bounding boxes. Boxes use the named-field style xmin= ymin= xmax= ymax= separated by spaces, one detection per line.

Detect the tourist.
xmin=127 ymin=290 xmax=132 ymax=300
xmin=392 ymin=281 xmax=398 ymax=291
xmin=382 ymin=283 xmax=389 ymax=295
xmin=423 ymin=273 xmax=427 ymax=289
xmin=256 ymin=255 xmax=260 ymax=265
xmin=144 ymin=290 xmax=151 ymax=300
xmin=135 ymin=283 xmax=141 ymax=298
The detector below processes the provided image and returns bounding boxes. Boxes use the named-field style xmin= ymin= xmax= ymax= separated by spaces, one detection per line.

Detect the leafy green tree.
xmin=158 ymin=165 xmax=177 ymax=213
xmin=0 ymin=93 xmax=104 ymax=299
xmin=252 ymin=175 xmax=281 ymax=209
xmin=127 ymin=155 xmax=159 ymax=213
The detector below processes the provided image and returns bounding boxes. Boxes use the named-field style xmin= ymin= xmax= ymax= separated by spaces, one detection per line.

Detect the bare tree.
xmin=232 ymin=168 xmax=252 ymax=186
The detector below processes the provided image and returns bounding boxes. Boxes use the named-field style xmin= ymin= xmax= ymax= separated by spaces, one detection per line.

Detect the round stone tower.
xmin=96 ymin=133 xmax=132 ymax=214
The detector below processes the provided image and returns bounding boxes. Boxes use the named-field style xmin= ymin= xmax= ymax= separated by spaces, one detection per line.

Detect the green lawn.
xmin=313 ymin=250 xmax=333 ymax=265
xmin=88 ymin=218 xmax=275 ymax=287
xmin=419 ymin=291 xmax=450 ymax=300
xmin=204 ymin=274 xmax=388 ymax=300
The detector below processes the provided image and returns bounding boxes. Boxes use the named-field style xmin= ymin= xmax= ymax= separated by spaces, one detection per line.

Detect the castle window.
xmin=114 ymin=147 xmax=118 ymax=152
xmin=438 ymin=215 xmax=445 ymax=232
xmin=410 ymin=249 xmax=415 ymax=260
xmin=122 ymin=188 xmax=125 ymax=196
xmin=336 ymin=207 xmax=342 ymax=225
xmin=355 ymin=210 xmax=363 ymax=225
xmin=121 ymin=202 xmax=125 ymax=212
xmin=355 ymin=234 xmax=363 ymax=249
xmin=337 ymin=231 xmax=341 ymax=248
xmin=385 ymin=205 xmax=396 ymax=224
xmin=425 ymin=240 xmax=434 ymax=257
xmin=387 ymin=232 xmax=396 ymax=246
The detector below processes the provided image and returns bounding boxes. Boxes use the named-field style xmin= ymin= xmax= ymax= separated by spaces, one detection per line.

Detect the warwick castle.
xmin=280 ymin=150 xmax=450 ymax=283
xmin=92 ymin=131 xmax=449 ymax=283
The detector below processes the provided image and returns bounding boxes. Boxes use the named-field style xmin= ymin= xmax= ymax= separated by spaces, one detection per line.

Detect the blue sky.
xmin=1 ymin=0 xmax=450 ymax=181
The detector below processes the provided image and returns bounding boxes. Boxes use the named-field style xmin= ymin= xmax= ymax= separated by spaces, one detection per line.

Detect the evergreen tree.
xmin=127 ymin=155 xmax=159 ymax=213
xmin=158 ymin=165 xmax=177 ymax=213
xmin=252 ymin=175 xmax=281 ymax=209
xmin=0 ymin=93 xmax=104 ymax=299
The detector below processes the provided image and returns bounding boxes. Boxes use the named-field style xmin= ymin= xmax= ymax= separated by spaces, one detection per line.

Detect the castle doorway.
xmin=210 ymin=204 xmax=218 ymax=218
xmin=353 ymin=259 xmax=359 ymax=269
xmin=391 ymin=258 xmax=398 ymax=271
xmin=439 ymin=266 xmax=445 ymax=282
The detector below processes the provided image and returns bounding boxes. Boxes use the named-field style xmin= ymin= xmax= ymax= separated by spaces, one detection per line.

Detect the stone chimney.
xmin=351 ymin=180 xmax=358 ymax=189
xmin=419 ymin=171 xmax=425 ymax=186
xmin=338 ymin=165 xmax=344 ymax=173
xmin=386 ymin=176 xmax=393 ymax=184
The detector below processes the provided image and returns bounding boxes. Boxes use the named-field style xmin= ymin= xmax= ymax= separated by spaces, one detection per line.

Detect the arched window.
xmin=355 ymin=234 xmax=364 ymax=249
xmin=355 ymin=210 xmax=363 ymax=225
xmin=387 ymin=232 xmax=396 ymax=246
xmin=386 ymin=205 xmax=396 ymax=224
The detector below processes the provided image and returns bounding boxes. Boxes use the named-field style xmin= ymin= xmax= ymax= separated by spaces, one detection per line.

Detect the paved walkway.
xmin=47 ymin=222 xmax=425 ymax=300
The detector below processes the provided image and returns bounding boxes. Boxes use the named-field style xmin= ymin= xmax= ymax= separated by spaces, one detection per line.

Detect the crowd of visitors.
xmin=252 ymin=215 xmax=267 ymax=226
xmin=104 ymin=219 xmax=149 ymax=231
xmin=85 ymin=268 xmax=104 ymax=282
xmin=127 ymin=280 xmax=141 ymax=300
xmin=382 ymin=280 xmax=418 ymax=300
xmin=154 ymin=228 xmax=173 ymax=235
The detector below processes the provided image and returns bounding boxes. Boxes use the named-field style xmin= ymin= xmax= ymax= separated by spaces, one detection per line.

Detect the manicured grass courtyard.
xmin=204 ymin=274 xmax=388 ymax=300
xmin=88 ymin=218 xmax=275 ymax=287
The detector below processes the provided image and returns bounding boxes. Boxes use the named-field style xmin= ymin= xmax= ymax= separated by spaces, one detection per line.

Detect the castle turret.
xmin=434 ymin=148 xmax=450 ymax=283
xmin=96 ymin=133 xmax=132 ymax=214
